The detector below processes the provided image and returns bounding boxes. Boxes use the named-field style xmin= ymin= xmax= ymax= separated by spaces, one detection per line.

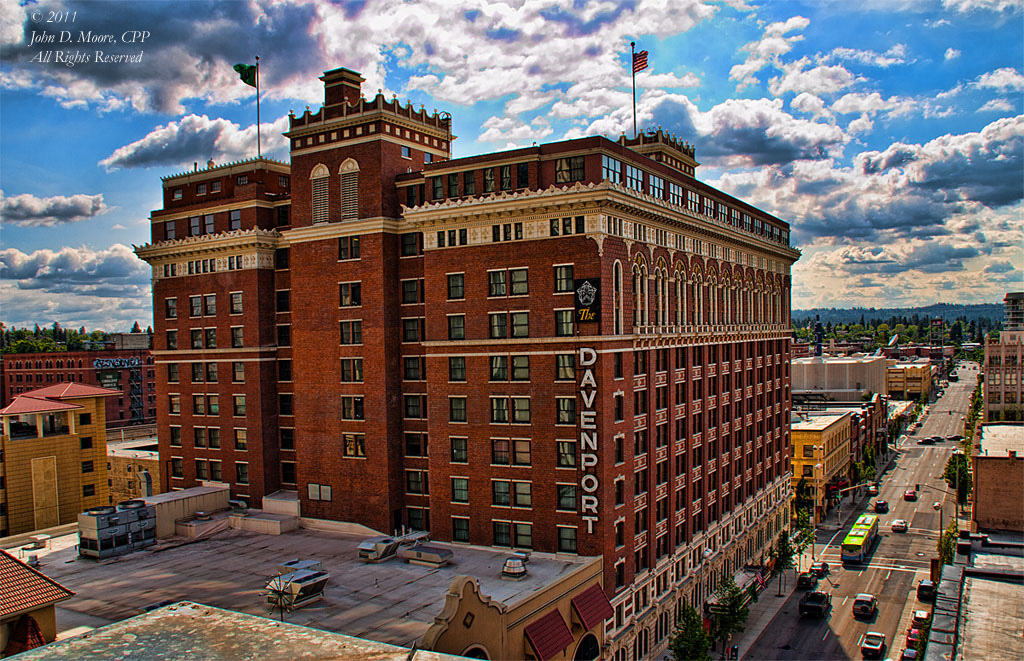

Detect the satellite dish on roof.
xmin=887 ymin=334 xmax=899 ymax=347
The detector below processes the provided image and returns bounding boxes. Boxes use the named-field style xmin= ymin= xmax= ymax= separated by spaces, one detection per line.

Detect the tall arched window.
xmin=675 ymin=276 xmax=683 ymax=326
xmin=310 ymin=163 xmax=329 ymax=224
xmin=614 ymin=261 xmax=623 ymax=335
xmin=339 ymin=158 xmax=359 ymax=220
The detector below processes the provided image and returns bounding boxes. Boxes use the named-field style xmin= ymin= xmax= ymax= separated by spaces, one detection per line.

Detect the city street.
xmin=743 ymin=362 xmax=978 ymax=660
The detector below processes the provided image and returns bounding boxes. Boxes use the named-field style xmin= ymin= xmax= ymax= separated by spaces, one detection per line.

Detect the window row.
xmin=166 ymin=327 xmax=245 ymax=350
xmin=167 ymin=361 xmax=246 ymax=384
xmin=168 ymin=394 xmax=246 ymax=417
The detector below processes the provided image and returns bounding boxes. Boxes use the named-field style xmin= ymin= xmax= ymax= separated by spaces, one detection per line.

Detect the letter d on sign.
xmin=579 ymin=347 xmax=598 ymax=366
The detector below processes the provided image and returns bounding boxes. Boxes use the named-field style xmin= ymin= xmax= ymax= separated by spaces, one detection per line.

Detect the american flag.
xmin=632 ymin=50 xmax=648 ymax=74
xmin=756 ymin=573 xmax=767 ymax=590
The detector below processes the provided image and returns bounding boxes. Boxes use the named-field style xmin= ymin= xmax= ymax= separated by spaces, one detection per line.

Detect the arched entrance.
xmin=574 ymin=633 xmax=600 ymax=661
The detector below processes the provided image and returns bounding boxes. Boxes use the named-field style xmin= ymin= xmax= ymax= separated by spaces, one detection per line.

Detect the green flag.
xmin=233 ymin=63 xmax=257 ymax=88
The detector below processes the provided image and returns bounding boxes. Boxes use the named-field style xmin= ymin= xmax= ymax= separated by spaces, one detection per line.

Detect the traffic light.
xmin=916 ymin=484 xmax=920 ymax=491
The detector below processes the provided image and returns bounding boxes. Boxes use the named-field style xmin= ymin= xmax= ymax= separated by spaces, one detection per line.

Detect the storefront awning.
xmin=571 ymin=584 xmax=614 ymax=631
xmin=523 ymin=609 xmax=574 ymax=661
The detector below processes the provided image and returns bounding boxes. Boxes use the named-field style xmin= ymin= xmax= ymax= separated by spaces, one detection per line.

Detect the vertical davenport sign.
xmin=578 ymin=347 xmax=599 ymax=533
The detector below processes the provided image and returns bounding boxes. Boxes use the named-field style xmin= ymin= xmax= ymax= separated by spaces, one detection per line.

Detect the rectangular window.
xmin=493 ymin=521 xmax=511 ymax=547
xmin=556 ymin=354 xmax=575 ymax=380
xmin=170 ymin=459 xmax=183 ymax=478
xmin=558 ymin=527 xmax=578 ymax=553
xmin=492 ymin=480 xmax=511 ymax=505
xmin=450 ymin=437 xmax=468 ymax=463
xmin=193 ymin=395 xmax=206 ymax=416
xmin=190 ymin=295 xmax=202 ymax=317
xmin=602 ymin=155 xmax=622 ymax=183
xmin=500 ymin=164 xmax=512 ymax=190
xmin=555 ymin=310 xmax=574 ymax=336
xmin=488 ymin=270 xmax=506 ymax=297
xmin=229 ymin=210 xmax=241 ymax=230
xmin=555 ymin=156 xmax=584 ymax=183
xmin=512 ymin=397 xmax=530 ymax=423
xmin=400 ymin=233 xmax=420 ymax=256
xmin=514 ymin=522 xmax=532 ymax=548
xmin=512 ymin=439 xmax=531 ymax=466
xmin=511 ymin=355 xmax=529 ymax=381
xmin=511 ymin=312 xmax=529 ymax=338
xmin=402 ymin=318 xmax=421 ymax=342
xmin=448 ymin=173 xmax=459 ymax=197
xmin=165 ymin=221 xmax=176 ymax=240
xmin=205 ymin=362 xmax=218 ymax=383
xmin=277 ymin=325 xmax=291 ymax=347
xmin=509 ymin=268 xmax=528 ymax=295
xmin=448 ymin=315 xmax=466 ymax=340
xmin=489 ymin=313 xmax=507 ymax=339
xmin=338 ymin=235 xmax=361 ymax=260
xmin=340 ymin=320 xmax=362 ymax=345
xmin=234 ymin=462 xmax=248 ymax=484
xmin=166 ymin=330 xmax=178 ymax=350
xmin=557 ymin=397 xmax=576 ymax=424
xmin=649 ymin=174 xmax=664 ymax=198
xmin=231 ymin=361 xmax=244 ymax=383
xmin=204 ymin=327 xmax=216 ymax=348
xmin=463 ymin=171 xmax=475 ymax=194
xmin=557 ymin=484 xmax=576 ymax=511
xmin=192 ymin=362 xmax=204 ymax=383
xmin=169 ymin=427 xmax=182 ymax=447
xmin=452 ymin=478 xmax=469 ymax=503
xmin=233 ymin=395 xmax=246 ymax=416
xmin=340 ymin=358 xmax=364 ymax=382
xmin=276 ymin=248 xmax=289 ymax=269
xmin=449 ymin=357 xmax=466 ymax=382
xmin=190 ymin=216 xmax=201 ymax=236
xmin=165 ymin=298 xmax=177 ymax=319
xmin=513 ymin=481 xmax=531 ymax=507
xmin=432 ymin=176 xmax=444 ymax=200
xmin=81 ymin=460 xmax=94 ymax=473
xmin=343 ymin=433 xmax=366 ymax=458
xmin=624 ymin=164 xmax=643 ymax=191
xmin=402 ymin=279 xmax=420 ymax=304
xmin=230 ymin=327 xmax=242 ymax=348
xmin=404 ymin=432 xmax=427 ymax=457
xmin=516 ymin=162 xmax=529 ymax=188
xmin=404 ymin=356 xmax=423 ymax=381
xmin=453 ymin=517 xmax=470 ymax=542
xmin=169 ymin=394 xmax=180 ymax=414
xmin=234 ymin=428 xmax=247 ymax=450
xmin=669 ymin=182 xmax=683 ymax=206
xmin=557 ymin=441 xmax=576 ymax=468
xmin=229 ymin=292 xmax=242 ymax=314
xmin=449 ymin=397 xmax=467 ymax=422
xmin=204 ymin=214 xmax=215 ymax=234
xmin=447 ymin=273 xmax=465 ymax=300
xmin=406 ymin=470 xmax=428 ymax=495
xmin=490 ymin=355 xmax=508 ymax=381
xmin=339 ymin=282 xmax=362 ymax=307
xmin=483 ymin=168 xmax=495 ymax=192
xmin=404 ymin=394 xmax=426 ymax=419
xmin=491 ymin=398 xmax=509 ymax=424
xmin=554 ymin=265 xmax=574 ymax=293
xmin=80 ymin=435 xmax=93 ymax=449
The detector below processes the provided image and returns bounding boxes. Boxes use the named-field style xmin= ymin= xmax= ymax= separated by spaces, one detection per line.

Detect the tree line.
xmin=0 ymin=321 xmax=151 ymax=354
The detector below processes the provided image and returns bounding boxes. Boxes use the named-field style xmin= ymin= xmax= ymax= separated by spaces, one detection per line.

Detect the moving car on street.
xmin=904 ymin=489 xmax=918 ymax=501
xmin=810 ymin=561 xmax=829 ymax=577
xmin=852 ymin=593 xmax=878 ymax=618
xmin=861 ymin=632 xmax=887 ymax=659
xmin=874 ymin=500 xmax=889 ymax=513
xmin=799 ymin=590 xmax=832 ymax=618
xmin=891 ymin=519 xmax=908 ymax=532
xmin=797 ymin=571 xmax=818 ymax=589
xmin=867 ymin=484 xmax=879 ymax=496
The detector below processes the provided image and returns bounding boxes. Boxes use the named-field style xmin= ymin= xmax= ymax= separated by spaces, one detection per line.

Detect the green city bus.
xmin=841 ymin=514 xmax=880 ymax=563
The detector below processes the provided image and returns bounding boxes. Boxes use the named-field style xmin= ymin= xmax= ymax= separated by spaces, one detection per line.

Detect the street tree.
xmin=669 ymin=602 xmax=712 ymax=661
xmin=943 ymin=453 xmax=972 ymax=506
xmin=938 ymin=519 xmax=959 ymax=565
xmin=773 ymin=533 xmax=795 ymax=596
xmin=711 ymin=576 xmax=749 ymax=657
xmin=795 ymin=508 xmax=815 ymax=554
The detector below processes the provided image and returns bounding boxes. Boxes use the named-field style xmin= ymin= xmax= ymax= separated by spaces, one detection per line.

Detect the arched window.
xmin=339 ymin=158 xmax=359 ymax=220
xmin=310 ymin=163 xmax=329 ymax=224
xmin=675 ymin=276 xmax=683 ymax=326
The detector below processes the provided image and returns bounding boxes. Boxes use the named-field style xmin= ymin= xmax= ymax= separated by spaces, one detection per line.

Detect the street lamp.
xmin=699 ymin=547 xmax=714 ymax=608
xmin=933 ymin=501 xmax=944 ymax=540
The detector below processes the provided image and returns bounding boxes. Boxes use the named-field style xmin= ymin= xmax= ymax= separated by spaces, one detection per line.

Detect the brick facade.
xmin=137 ymin=67 xmax=800 ymax=659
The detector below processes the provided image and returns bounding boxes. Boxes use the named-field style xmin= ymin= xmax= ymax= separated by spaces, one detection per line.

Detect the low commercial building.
xmin=792 ymin=354 xmax=888 ymax=400
xmin=0 ymin=549 xmax=74 ymax=655
xmin=971 ymin=423 xmax=1024 ymax=533
xmin=790 ymin=412 xmax=852 ymax=521
xmin=0 ymin=384 xmax=119 ymax=537
xmin=886 ymin=360 xmax=935 ymax=400
xmin=793 ymin=395 xmax=887 ymax=467
xmin=106 ymin=438 xmax=161 ymax=503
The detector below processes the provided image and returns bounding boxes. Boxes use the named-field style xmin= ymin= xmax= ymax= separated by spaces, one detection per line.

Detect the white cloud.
xmin=0 ymin=191 xmax=110 ymax=227
xmin=978 ymin=98 xmax=1014 ymax=112
xmin=769 ymin=57 xmax=860 ymax=96
xmin=942 ymin=0 xmax=1024 ymax=13
xmin=729 ymin=15 xmax=810 ymax=90
xmin=824 ymin=44 xmax=908 ymax=68
xmin=831 ymin=92 xmax=913 ymax=117
xmin=790 ymin=93 xmax=831 ymax=119
xmin=975 ymin=67 xmax=1024 ymax=90
xmin=945 ymin=48 xmax=961 ymax=60
xmin=478 ymin=116 xmax=554 ymax=144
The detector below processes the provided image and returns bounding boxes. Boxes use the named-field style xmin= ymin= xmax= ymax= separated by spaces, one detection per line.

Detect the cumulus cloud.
xmin=974 ymin=67 xmax=1024 ymax=91
xmin=824 ymin=44 xmax=908 ymax=68
xmin=945 ymin=48 xmax=961 ymax=60
xmin=0 ymin=191 xmax=110 ymax=227
xmin=99 ymin=114 xmax=289 ymax=171
xmin=942 ymin=0 xmax=1024 ymax=13
xmin=478 ymin=116 xmax=554 ymax=144
xmin=768 ymin=58 xmax=860 ymax=96
xmin=979 ymin=98 xmax=1014 ymax=112
xmin=729 ymin=16 xmax=810 ymax=90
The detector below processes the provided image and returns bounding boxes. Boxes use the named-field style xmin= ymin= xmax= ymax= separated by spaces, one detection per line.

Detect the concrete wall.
xmin=143 ymin=486 xmax=230 ymax=538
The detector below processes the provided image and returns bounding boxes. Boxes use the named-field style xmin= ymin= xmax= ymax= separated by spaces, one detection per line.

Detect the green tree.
xmin=711 ymin=577 xmax=749 ymax=656
xmin=938 ymin=518 xmax=959 ymax=565
xmin=670 ymin=602 xmax=712 ymax=661
xmin=943 ymin=453 xmax=972 ymax=506
xmin=794 ymin=478 xmax=814 ymax=512
xmin=794 ymin=508 xmax=815 ymax=554
xmin=773 ymin=533 xmax=795 ymax=596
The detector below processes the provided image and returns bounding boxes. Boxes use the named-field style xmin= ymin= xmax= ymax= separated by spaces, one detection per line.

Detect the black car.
xmin=797 ymin=572 xmax=818 ymax=589
xmin=874 ymin=500 xmax=889 ymax=513
xmin=917 ymin=580 xmax=936 ymax=601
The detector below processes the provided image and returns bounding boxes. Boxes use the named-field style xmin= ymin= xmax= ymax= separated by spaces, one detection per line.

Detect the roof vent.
xmin=502 ymin=557 xmax=528 ymax=581
xmin=207 ymin=159 xmax=215 ymax=169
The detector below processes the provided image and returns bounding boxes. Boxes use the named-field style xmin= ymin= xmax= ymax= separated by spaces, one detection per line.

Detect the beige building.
xmin=107 ymin=438 xmax=161 ymax=503
xmin=791 ymin=412 xmax=852 ymax=521
xmin=792 ymin=354 xmax=888 ymax=399
xmin=983 ymin=292 xmax=1023 ymax=422
xmin=971 ymin=423 xmax=1024 ymax=533
xmin=886 ymin=360 xmax=934 ymax=400
xmin=0 ymin=384 xmax=119 ymax=537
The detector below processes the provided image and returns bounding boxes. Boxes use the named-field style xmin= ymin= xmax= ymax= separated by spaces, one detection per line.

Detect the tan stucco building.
xmin=791 ymin=412 xmax=852 ymax=520
xmin=107 ymin=438 xmax=161 ymax=503
xmin=0 ymin=383 xmax=119 ymax=537
xmin=886 ymin=361 xmax=934 ymax=400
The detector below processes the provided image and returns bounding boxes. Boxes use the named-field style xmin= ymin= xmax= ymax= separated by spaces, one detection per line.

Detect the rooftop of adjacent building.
xmin=15 ymin=524 xmax=594 ymax=650
xmin=0 ymin=383 xmax=121 ymax=417
xmin=791 ymin=411 xmax=850 ymax=431
xmin=15 ymin=601 xmax=459 ymax=660
xmin=792 ymin=354 xmax=886 ymax=365
xmin=106 ymin=437 xmax=159 ymax=460
xmin=976 ymin=423 xmax=1024 ymax=456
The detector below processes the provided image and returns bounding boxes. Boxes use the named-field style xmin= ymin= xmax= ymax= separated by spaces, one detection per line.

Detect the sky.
xmin=0 ymin=0 xmax=1022 ymax=332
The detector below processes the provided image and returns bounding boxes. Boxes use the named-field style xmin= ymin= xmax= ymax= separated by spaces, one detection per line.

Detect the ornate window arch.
xmin=613 ymin=260 xmax=623 ymax=335
xmin=310 ymin=163 xmax=330 ymax=224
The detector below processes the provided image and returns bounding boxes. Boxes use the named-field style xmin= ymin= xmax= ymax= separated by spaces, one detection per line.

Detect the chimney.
xmin=321 ymin=67 xmax=365 ymax=106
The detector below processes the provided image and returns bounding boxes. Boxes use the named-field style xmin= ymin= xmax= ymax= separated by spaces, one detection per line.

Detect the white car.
xmin=891 ymin=519 xmax=908 ymax=532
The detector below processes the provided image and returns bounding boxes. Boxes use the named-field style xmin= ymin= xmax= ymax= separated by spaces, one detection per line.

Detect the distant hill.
xmin=793 ymin=303 xmax=1004 ymax=328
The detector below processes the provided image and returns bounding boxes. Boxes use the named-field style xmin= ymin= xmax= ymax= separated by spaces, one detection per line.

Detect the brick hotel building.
xmin=137 ymin=68 xmax=800 ymax=659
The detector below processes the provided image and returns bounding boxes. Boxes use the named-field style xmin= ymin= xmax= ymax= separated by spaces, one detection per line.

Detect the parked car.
xmin=861 ymin=631 xmax=887 ymax=659
xmin=912 ymin=610 xmax=932 ymax=627
xmin=867 ymin=484 xmax=880 ymax=496
xmin=810 ymin=561 xmax=830 ymax=577
xmin=901 ymin=648 xmax=919 ymax=660
xmin=797 ymin=572 xmax=818 ymax=589
xmin=874 ymin=500 xmax=889 ymax=513
xmin=906 ymin=628 xmax=923 ymax=648
xmin=891 ymin=519 xmax=908 ymax=532
xmin=904 ymin=489 xmax=918 ymax=501
xmin=947 ymin=435 xmax=963 ymax=442
xmin=918 ymin=437 xmax=935 ymax=445
xmin=917 ymin=580 xmax=936 ymax=601
xmin=852 ymin=593 xmax=878 ymax=617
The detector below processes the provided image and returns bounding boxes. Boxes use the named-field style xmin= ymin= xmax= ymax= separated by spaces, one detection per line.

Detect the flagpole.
xmin=255 ymin=56 xmax=261 ymax=159
xmin=630 ymin=42 xmax=637 ymax=139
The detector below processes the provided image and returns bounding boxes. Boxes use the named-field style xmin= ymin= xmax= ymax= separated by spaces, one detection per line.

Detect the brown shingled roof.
xmin=0 ymin=550 xmax=75 ymax=618
xmin=22 ymin=383 xmax=121 ymax=400
xmin=0 ymin=395 xmax=82 ymax=416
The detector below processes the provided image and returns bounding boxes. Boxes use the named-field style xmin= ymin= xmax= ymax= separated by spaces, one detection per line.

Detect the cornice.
xmin=151 ymin=199 xmax=287 ymax=223
xmin=134 ymin=228 xmax=282 ymax=261
xmin=282 ymin=217 xmax=404 ymax=244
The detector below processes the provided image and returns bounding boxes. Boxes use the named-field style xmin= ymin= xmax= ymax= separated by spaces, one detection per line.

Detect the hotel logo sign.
xmin=574 ymin=278 xmax=600 ymax=324
xmin=578 ymin=347 xmax=600 ymax=533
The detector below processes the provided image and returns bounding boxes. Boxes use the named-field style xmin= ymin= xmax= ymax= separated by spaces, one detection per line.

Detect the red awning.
xmin=571 ymin=584 xmax=614 ymax=631
xmin=523 ymin=609 xmax=574 ymax=661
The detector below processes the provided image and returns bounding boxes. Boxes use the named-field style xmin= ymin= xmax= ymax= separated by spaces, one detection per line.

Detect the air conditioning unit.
xmin=357 ymin=536 xmax=400 ymax=563
xmin=398 ymin=544 xmax=452 ymax=568
xmin=265 ymin=569 xmax=329 ymax=611
xmin=277 ymin=558 xmax=323 ymax=574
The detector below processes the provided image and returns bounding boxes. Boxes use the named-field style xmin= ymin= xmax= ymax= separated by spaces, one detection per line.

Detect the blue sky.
xmin=1 ymin=0 xmax=1021 ymax=331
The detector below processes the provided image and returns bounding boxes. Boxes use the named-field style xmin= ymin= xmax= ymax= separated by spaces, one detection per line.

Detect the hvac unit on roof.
xmin=265 ymin=569 xmax=330 ymax=611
